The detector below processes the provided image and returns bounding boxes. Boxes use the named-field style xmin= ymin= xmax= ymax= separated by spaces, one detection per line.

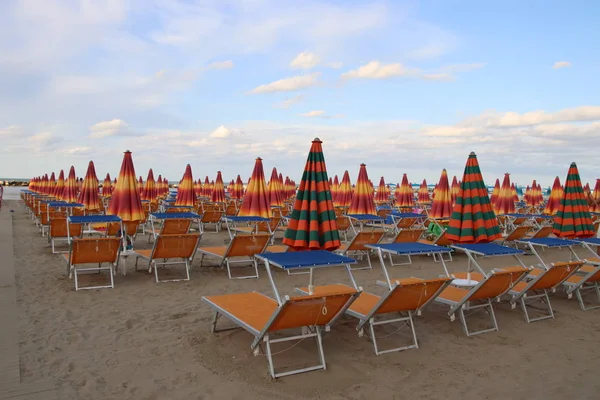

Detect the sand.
xmin=6 ymin=200 xmax=600 ymax=399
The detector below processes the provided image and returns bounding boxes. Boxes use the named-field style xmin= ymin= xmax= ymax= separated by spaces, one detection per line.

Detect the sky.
xmin=1 ymin=0 xmax=599 ymax=188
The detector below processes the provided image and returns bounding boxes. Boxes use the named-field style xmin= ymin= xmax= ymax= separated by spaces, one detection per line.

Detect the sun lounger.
xmin=561 ymin=258 xmax=600 ymax=311
xmin=202 ymin=288 xmax=361 ymax=378
xmin=500 ymin=225 xmax=532 ymax=246
xmin=334 ymin=230 xmax=385 ymax=270
xmin=419 ymin=230 xmax=454 ymax=262
xmin=61 ymin=237 xmax=121 ymax=290
xmin=435 ymin=267 xmax=529 ymax=336
xmin=389 ymin=227 xmax=425 ymax=244
xmin=199 ymin=210 xmax=223 ymax=233
xmin=48 ymin=217 xmax=83 ymax=254
xmin=147 ymin=212 xmax=200 ymax=242
xmin=133 ymin=233 xmax=201 ymax=283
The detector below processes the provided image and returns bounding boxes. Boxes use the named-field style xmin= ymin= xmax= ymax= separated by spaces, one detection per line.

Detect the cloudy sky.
xmin=1 ymin=0 xmax=599 ymax=187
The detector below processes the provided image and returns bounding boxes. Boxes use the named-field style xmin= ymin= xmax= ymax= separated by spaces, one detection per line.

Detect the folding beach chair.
xmin=561 ymin=261 xmax=600 ymax=311
xmin=418 ymin=230 xmax=453 ymax=262
xmin=62 ymin=237 xmax=121 ymax=291
xmin=224 ymin=201 xmax=238 ymax=216
xmin=499 ymin=225 xmax=532 ymax=247
xmin=197 ymin=234 xmax=271 ymax=279
xmin=133 ymin=233 xmax=201 ymax=283
xmin=335 ymin=215 xmax=352 ymax=242
xmin=334 ymin=230 xmax=385 ymax=270
xmin=435 ymin=267 xmax=529 ymax=336
xmin=199 ymin=210 xmax=223 ymax=233
xmin=148 ymin=218 xmax=193 ymax=242
xmin=525 ymin=225 xmax=553 ymax=239
xmin=234 ymin=217 xmax=281 ymax=244
xmin=202 ymin=288 xmax=361 ymax=378
xmin=390 ymin=228 xmax=425 ymax=244
xmin=506 ymin=261 xmax=583 ymax=322
xmin=48 ymin=217 xmax=83 ymax=253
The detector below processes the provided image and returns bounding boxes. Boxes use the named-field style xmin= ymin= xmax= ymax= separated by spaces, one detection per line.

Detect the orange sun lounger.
xmin=61 ymin=237 xmax=121 ymax=291
xmin=202 ymin=288 xmax=361 ymax=379
xmin=334 ymin=230 xmax=385 ymax=270
xmin=562 ymin=259 xmax=600 ymax=311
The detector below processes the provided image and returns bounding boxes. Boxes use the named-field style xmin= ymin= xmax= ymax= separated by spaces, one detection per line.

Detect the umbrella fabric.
xmin=156 ymin=175 xmax=163 ymax=197
xmin=495 ymin=173 xmax=516 ymax=215
xmin=552 ymin=162 xmax=595 ymax=238
xmin=267 ymin=167 xmax=284 ymax=207
xmin=544 ymin=176 xmax=563 ymax=215
xmin=374 ymin=177 xmax=389 ymax=204
xmin=77 ymin=161 xmax=100 ymax=210
xmin=584 ymin=183 xmax=591 ymax=195
xmin=429 ymin=169 xmax=453 ymax=219
xmin=62 ymin=166 xmax=79 ymax=203
xmin=195 ymin=180 xmax=203 ymax=197
xmin=331 ymin=175 xmax=340 ymax=203
xmin=137 ymin=176 xmax=144 ymax=197
xmin=335 ymin=170 xmax=353 ymax=207
xmin=490 ymin=178 xmax=500 ymax=206
xmin=211 ymin=171 xmax=226 ymax=203
xmin=283 ymin=138 xmax=340 ymax=251
xmin=447 ymin=152 xmax=502 ymax=243
xmin=591 ymin=179 xmax=600 ymax=213
xmin=451 ymin=176 xmax=460 ymax=204
xmin=102 ymin=174 xmax=112 ymax=197
xmin=231 ymin=175 xmax=244 ymax=199
xmin=175 ymin=165 xmax=196 ymax=207
xmin=511 ymin=183 xmax=519 ymax=202
xmin=238 ymin=157 xmax=271 ymax=218
xmin=201 ymin=176 xmax=210 ymax=198
xmin=54 ymin=170 xmax=65 ymax=198
xmin=47 ymin=173 xmax=56 ymax=196
xmin=107 ymin=151 xmax=144 ymax=222
xmin=395 ymin=174 xmax=414 ymax=207
xmin=39 ymin=174 xmax=48 ymax=195
xmin=417 ymin=179 xmax=431 ymax=204
xmin=283 ymin=176 xmax=292 ymax=199
xmin=141 ymin=169 xmax=158 ymax=203
xmin=348 ymin=164 xmax=376 ymax=215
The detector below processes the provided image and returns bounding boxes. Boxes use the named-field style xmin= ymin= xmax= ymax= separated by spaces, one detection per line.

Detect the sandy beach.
xmin=3 ymin=200 xmax=599 ymax=399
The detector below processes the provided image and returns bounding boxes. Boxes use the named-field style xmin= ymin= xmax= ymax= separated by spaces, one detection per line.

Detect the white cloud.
xmin=290 ymin=52 xmax=320 ymax=69
xmin=273 ymin=94 xmax=304 ymax=109
xmin=553 ymin=61 xmax=572 ymax=69
xmin=248 ymin=72 xmax=320 ymax=94
xmin=209 ymin=125 xmax=242 ymax=139
xmin=89 ymin=119 xmax=128 ymax=138
xmin=0 ymin=125 xmax=23 ymax=138
xmin=301 ymin=110 xmax=325 ymax=117
xmin=341 ymin=61 xmax=416 ymax=80
xmin=459 ymin=106 xmax=600 ymax=128
xmin=207 ymin=60 xmax=234 ymax=70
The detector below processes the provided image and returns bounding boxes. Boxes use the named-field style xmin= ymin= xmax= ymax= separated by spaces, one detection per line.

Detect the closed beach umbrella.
xmin=544 ymin=176 xmax=563 ymax=215
xmin=77 ymin=161 xmax=100 ymax=211
xmin=102 ymin=173 xmax=112 ymax=197
xmin=375 ymin=176 xmax=389 ymax=204
xmin=451 ymin=175 xmax=460 ymax=204
xmin=348 ymin=163 xmax=376 ymax=215
xmin=54 ymin=170 xmax=65 ymax=198
xmin=417 ymin=179 xmax=431 ymax=204
xmin=137 ymin=176 xmax=144 ymax=197
xmin=238 ymin=157 xmax=270 ymax=218
xmin=490 ymin=178 xmax=500 ymax=206
xmin=107 ymin=150 xmax=144 ymax=222
xmin=395 ymin=173 xmax=414 ymax=208
xmin=591 ymin=179 xmax=600 ymax=213
xmin=331 ymin=175 xmax=340 ymax=203
xmin=175 ymin=164 xmax=195 ymax=207
xmin=494 ymin=173 xmax=516 ymax=215
xmin=141 ymin=169 xmax=158 ymax=203
xmin=511 ymin=183 xmax=519 ymax=203
xmin=267 ymin=167 xmax=284 ymax=207
xmin=283 ymin=138 xmax=340 ymax=251
xmin=211 ymin=171 xmax=226 ymax=203
xmin=552 ymin=162 xmax=595 ymax=238
xmin=335 ymin=170 xmax=353 ymax=207
xmin=429 ymin=169 xmax=453 ymax=219
xmin=62 ymin=166 xmax=78 ymax=203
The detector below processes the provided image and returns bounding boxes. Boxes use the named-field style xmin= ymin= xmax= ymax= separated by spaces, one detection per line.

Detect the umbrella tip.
xmin=313 ymin=137 xmax=322 ymax=142
xmin=256 ymin=157 xmax=262 ymax=161
xmin=469 ymin=151 xmax=476 ymax=156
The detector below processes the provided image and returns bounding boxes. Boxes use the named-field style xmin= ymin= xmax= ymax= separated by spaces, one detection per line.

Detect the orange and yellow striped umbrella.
xmin=490 ymin=178 xmax=500 ymax=206
xmin=39 ymin=174 xmax=48 ymax=195
xmin=374 ymin=176 xmax=390 ymax=204
xmin=348 ymin=164 xmax=376 ymax=215
xmin=78 ymin=178 xmax=84 ymax=194
xmin=155 ymin=175 xmax=163 ymax=197
xmin=553 ymin=162 xmax=595 ymax=238
xmin=528 ymin=180 xmax=542 ymax=207
xmin=584 ymin=183 xmax=591 ymax=196
xmin=175 ymin=164 xmax=196 ymax=207
xmin=334 ymin=171 xmax=353 ymax=208
xmin=495 ymin=173 xmax=516 ymax=215
xmin=141 ymin=169 xmax=158 ymax=203
xmin=395 ymin=173 xmax=414 ymax=208
xmin=267 ymin=167 xmax=284 ymax=207
xmin=163 ymin=177 xmax=169 ymax=196
xmin=195 ymin=180 xmax=202 ymax=197
xmin=48 ymin=172 xmax=56 ymax=197
xmin=447 ymin=152 xmax=501 ymax=243
xmin=544 ymin=176 xmax=563 ymax=215
xmin=200 ymin=176 xmax=209 ymax=198
xmin=591 ymin=179 xmax=600 ymax=213
xmin=107 ymin=151 xmax=144 ymax=222
xmin=283 ymin=138 xmax=340 ymax=251
xmin=231 ymin=175 xmax=244 ymax=199
xmin=77 ymin=161 xmax=100 ymax=211
xmin=511 ymin=183 xmax=519 ymax=202
xmin=102 ymin=173 xmax=112 ymax=197
xmin=62 ymin=166 xmax=79 ymax=203
xmin=417 ymin=179 xmax=431 ymax=204
xmin=238 ymin=157 xmax=270 ymax=218
xmin=429 ymin=169 xmax=453 ymax=219
xmin=451 ymin=175 xmax=460 ymax=204
xmin=211 ymin=171 xmax=226 ymax=203
xmin=54 ymin=170 xmax=65 ymax=198
xmin=331 ymin=175 xmax=340 ymax=204
xmin=137 ymin=176 xmax=143 ymax=197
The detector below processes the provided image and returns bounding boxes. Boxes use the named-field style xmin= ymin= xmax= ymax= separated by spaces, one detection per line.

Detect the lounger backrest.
xmin=227 ymin=234 xmax=270 ymax=257
xmin=435 ymin=231 xmax=452 ymax=246
xmin=50 ymin=218 xmax=83 ymax=238
xmin=396 ymin=217 xmax=417 ymax=229
xmin=257 ymin=217 xmax=281 ymax=232
xmin=505 ymin=225 xmax=531 ymax=241
xmin=348 ymin=231 xmax=384 ymax=251
xmin=392 ymin=228 xmax=425 ymax=243
xmin=531 ymin=226 xmax=553 ymax=238
xmin=161 ymin=218 xmax=192 ymax=235
xmin=469 ymin=267 xmax=528 ymax=301
xmin=71 ymin=238 xmax=120 ymax=264
xmin=167 ymin=207 xmax=192 ymax=213
xmin=581 ymin=264 xmax=600 ymax=283
xmin=268 ymin=290 xmax=359 ymax=331
xmin=225 ymin=203 xmax=237 ymax=216
xmin=201 ymin=211 xmax=222 ymax=223
xmin=377 ymin=209 xmax=391 ymax=218
xmin=530 ymin=261 xmax=583 ymax=290
xmin=335 ymin=216 xmax=351 ymax=230
xmin=152 ymin=233 xmax=200 ymax=259
xmin=71 ymin=207 xmax=84 ymax=216
xmin=106 ymin=221 xmax=139 ymax=236
xmin=377 ymin=278 xmax=452 ymax=314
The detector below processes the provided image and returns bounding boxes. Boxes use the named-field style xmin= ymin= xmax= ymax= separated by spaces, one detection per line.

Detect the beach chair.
xmin=61 ymin=237 xmax=121 ymax=291
xmin=561 ymin=261 xmax=600 ymax=311
xmin=199 ymin=210 xmax=223 ymax=233
xmin=390 ymin=228 xmax=425 ymax=243
xmin=435 ymin=267 xmax=529 ymax=336
xmin=335 ymin=215 xmax=352 ymax=242
xmin=48 ymin=217 xmax=83 ymax=254
xmin=418 ymin=230 xmax=453 ymax=262
xmin=334 ymin=230 xmax=385 ymax=270
xmin=148 ymin=218 xmax=192 ymax=242
xmin=197 ymin=234 xmax=271 ymax=279
xmin=202 ymin=288 xmax=361 ymax=378
xmin=224 ymin=201 xmax=238 ymax=216
xmin=506 ymin=261 xmax=583 ymax=322
xmin=133 ymin=233 xmax=201 ymax=283
xmin=234 ymin=217 xmax=282 ymax=244
xmin=499 ymin=225 xmax=532 ymax=247
xmin=525 ymin=226 xmax=553 ymax=239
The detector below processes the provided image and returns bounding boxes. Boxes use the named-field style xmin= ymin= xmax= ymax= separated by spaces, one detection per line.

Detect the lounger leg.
xmin=367 ymin=314 xmax=419 ymax=355
xmin=185 ymin=259 xmax=191 ymax=281
xmin=74 ymin=268 xmax=79 ymax=291
xmin=315 ymin=327 xmax=326 ymax=371
xmin=264 ymin=334 xmax=276 ymax=379
xmin=459 ymin=301 xmax=498 ymax=336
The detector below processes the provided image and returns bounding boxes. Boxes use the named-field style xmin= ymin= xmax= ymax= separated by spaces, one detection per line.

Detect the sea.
xmin=1 ymin=186 xmax=25 ymax=200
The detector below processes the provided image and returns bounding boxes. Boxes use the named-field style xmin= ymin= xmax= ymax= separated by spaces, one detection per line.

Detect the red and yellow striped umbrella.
xmin=544 ymin=176 xmax=563 ymax=215
xmin=511 ymin=182 xmax=519 ymax=202
xmin=374 ymin=176 xmax=390 ymax=204
xmin=267 ymin=167 xmax=284 ymax=207
xmin=175 ymin=164 xmax=196 ymax=207
xmin=490 ymin=178 xmax=500 ymax=206
xmin=54 ymin=170 xmax=65 ymax=198
xmin=107 ymin=151 xmax=144 ymax=222
xmin=234 ymin=175 xmax=245 ymax=199
xmin=48 ymin=172 xmax=56 ymax=197
xmin=451 ymin=175 xmax=460 ymax=204
xmin=102 ymin=173 xmax=112 ymax=197
xmin=591 ymin=179 xmax=600 ymax=213
xmin=348 ymin=163 xmax=376 ymax=215
xmin=78 ymin=178 xmax=84 ymax=194
xmin=283 ymin=138 xmax=340 ymax=251
xmin=200 ymin=176 xmax=209 ymax=198
xmin=62 ymin=166 xmax=79 ymax=203
xmin=211 ymin=171 xmax=226 ymax=203
xmin=335 ymin=170 xmax=352 ymax=207
xmin=163 ymin=177 xmax=170 ymax=196
xmin=528 ymin=180 xmax=542 ymax=207
xmin=495 ymin=173 xmax=516 ymax=215
xmin=417 ymin=179 xmax=431 ymax=204
xmin=447 ymin=152 xmax=502 ymax=243
xmin=77 ymin=161 xmax=100 ymax=211
xmin=155 ymin=175 xmax=163 ymax=197
xmin=39 ymin=174 xmax=48 ymax=195
xmin=553 ymin=162 xmax=595 ymax=238
xmin=584 ymin=183 xmax=591 ymax=196
xmin=331 ymin=175 xmax=340 ymax=203
xmin=429 ymin=169 xmax=453 ymax=219
xmin=395 ymin=173 xmax=414 ymax=208
xmin=283 ymin=176 xmax=291 ymax=199
xmin=238 ymin=157 xmax=270 ymax=218
xmin=141 ymin=169 xmax=158 ymax=203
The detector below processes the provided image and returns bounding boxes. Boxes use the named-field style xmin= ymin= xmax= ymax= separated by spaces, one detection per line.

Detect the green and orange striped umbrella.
xmin=141 ymin=169 xmax=158 ymax=203
xmin=553 ymin=162 xmax=595 ymax=238
xmin=544 ymin=176 xmax=563 ymax=215
xmin=267 ymin=167 xmax=284 ymax=207
xmin=395 ymin=173 xmax=415 ymax=208
xmin=175 ymin=164 xmax=196 ymax=207
xmin=54 ymin=170 xmax=65 ymax=198
xmin=107 ymin=151 xmax=144 ymax=222
xmin=451 ymin=175 xmax=460 ymax=204
xmin=447 ymin=152 xmax=502 ymax=243
xmin=348 ymin=163 xmax=376 ymax=215
xmin=238 ymin=157 xmax=271 ymax=218
xmin=375 ymin=177 xmax=390 ymax=204
xmin=102 ymin=173 xmax=112 ymax=197
xmin=417 ymin=179 xmax=431 ymax=204
xmin=335 ymin=170 xmax=353 ymax=207
xmin=490 ymin=178 xmax=500 ymax=206
xmin=211 ymin=171 xmax=226 ymax=203
xmin=591 ymin=179 xmax=600 ymax=213
xmin=283 ymin=138 xmax=340 ymax=251
xmin=429 ymin=169 xmax=453 ymax=219
xmin=62 ymin=166 xmax=79 ymax=203
xmin=77 ymin=161 xmax=100 ymax=211
xmin=494 ymin=173 xmax=516 ymax=215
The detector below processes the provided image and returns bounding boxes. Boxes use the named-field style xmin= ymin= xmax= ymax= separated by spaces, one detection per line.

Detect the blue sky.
xmin=1 ymin=0 xmax=599 ymax=188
